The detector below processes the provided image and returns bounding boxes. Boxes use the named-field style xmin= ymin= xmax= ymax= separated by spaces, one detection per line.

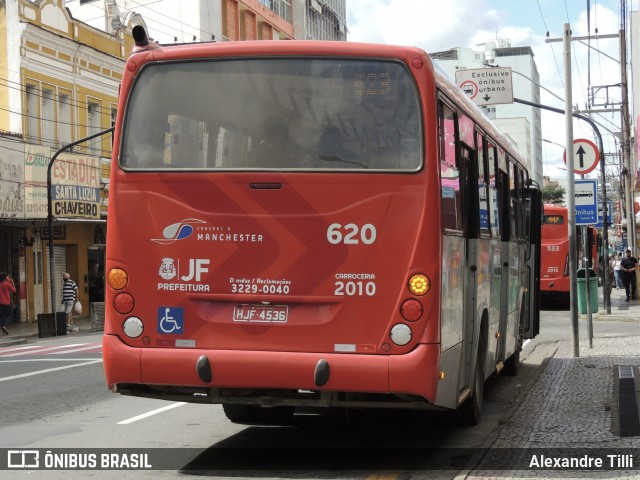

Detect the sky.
xmin=346 ymin=0 xmax=626 ymax=180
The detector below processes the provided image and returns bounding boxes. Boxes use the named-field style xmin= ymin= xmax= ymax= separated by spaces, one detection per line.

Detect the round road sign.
xmin=563 ymin=138 xmax=600 ymax=174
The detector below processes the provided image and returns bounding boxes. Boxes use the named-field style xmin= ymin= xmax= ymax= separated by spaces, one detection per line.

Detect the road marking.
xmin=0 ymin=344 xmax=85 ymax=357
xmin=0 ymin=345 xmax=40 ymax=353
xmin=48 ymin=344 xmax=102 ymax=355
xmin=0 ymin=359 xmax=103 ymax=382
xmin=118 ymin=402 xmax=187 ymax=425
xmin=0 ymin=358 xmax=100 ymax=363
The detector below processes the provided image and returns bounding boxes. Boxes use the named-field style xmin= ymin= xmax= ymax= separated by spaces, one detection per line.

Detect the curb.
xmin=0 ymin=338 xmax=28 ymax=347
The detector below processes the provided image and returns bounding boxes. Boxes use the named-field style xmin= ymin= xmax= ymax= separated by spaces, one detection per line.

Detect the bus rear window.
xmin=120 ymin=58 xmax=422 ymax=171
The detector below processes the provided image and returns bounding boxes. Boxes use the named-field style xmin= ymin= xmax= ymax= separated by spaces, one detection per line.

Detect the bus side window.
xmin=476 ymin=132 xmax=490 ymax=235
xmin=487 ymin=140 xmax=500 ymax=238
xmin=517 ymin=167 xmax=526 ymax=240
xmin=509 ymin=159 xmax=520 ymax=240
xmin=438 ymin=101 xmax=462 ymax=233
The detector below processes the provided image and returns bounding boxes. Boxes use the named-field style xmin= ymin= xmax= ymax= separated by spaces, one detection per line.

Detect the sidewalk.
xmin=593 ymin=281 xmax=640 ymax=321
xmin=467 ymin=284 xmax=640 ymax=477
xmin=0 ymin=314 xmax=98 ymax=347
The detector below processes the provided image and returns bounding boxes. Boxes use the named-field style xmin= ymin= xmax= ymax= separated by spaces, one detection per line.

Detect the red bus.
xmin=541 ymin=204 xmax=598 ymax=304
xmin=103 ymin=26 xmax=541 ymax=425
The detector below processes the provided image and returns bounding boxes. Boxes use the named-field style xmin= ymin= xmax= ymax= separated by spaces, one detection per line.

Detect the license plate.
xmin=233 ymin=304 xmax=288 ymax=323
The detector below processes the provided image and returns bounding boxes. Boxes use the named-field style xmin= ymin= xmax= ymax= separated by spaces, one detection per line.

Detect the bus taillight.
xmin=123 ymin=317 xmax=144 ymax=339
xmin=108 ymin=268 xmax=128 ymax=290
xmin=114 ymin=293 xmax=134 ymax=314
xmin=400 ymin=299 xmax=423 ymax=321
xmin=390 ymin=324 xmax=412 ymax=346
xmin=563 ymin=255 xmax=570 ymax=277
xmin=408 ymin=274 xmax=430 ymax=295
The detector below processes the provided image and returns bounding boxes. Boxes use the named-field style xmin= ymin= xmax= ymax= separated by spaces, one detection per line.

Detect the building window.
xmin=58 ymin=93 xmax=72 ymax=146
xmin=26 ymin=85 xmax=39 ymax=143
xmin=87 ymin=102 xmax=101 ymax=154
xmin=41 ymin=89 xmax=55 ymax=146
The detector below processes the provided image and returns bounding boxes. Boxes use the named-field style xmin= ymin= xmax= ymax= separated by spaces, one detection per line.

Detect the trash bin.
xmin=37 ymin=312 xmax=68 ymax=338
xmin=577 ymin=268 xmax=598 ymax=314
xmin=55 ymin=312 xmax=68 ymax=336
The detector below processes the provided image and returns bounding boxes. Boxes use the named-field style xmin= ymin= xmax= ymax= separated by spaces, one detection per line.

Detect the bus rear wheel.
xmin=222 ymin=404 xmax=294 ymax=425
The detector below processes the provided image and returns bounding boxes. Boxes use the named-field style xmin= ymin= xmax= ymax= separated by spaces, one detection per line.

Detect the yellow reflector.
xmin=439 ymin=371 xmax=445 ymax=380
xmin=108 ymin=268 xmax=128 ymax=290
xmin=408 ymin=274 xmax=430 ymax=296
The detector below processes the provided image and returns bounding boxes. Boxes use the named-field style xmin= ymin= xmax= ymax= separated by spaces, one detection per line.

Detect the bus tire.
xmin=222 ymin=404 xmax=294 ymax=425
xmin=459 ymin=338 xmax=484 ymax=426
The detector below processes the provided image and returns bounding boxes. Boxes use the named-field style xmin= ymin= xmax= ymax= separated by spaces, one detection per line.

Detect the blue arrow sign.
xmin=575 ymin=179 xmax=598 ymax=225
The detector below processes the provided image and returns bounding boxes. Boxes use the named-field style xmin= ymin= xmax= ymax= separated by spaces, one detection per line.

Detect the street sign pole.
xmin=580 ymin=175 xmax=593 ymax=350
xmin=575 ymin=178 xmax=598 ymax=350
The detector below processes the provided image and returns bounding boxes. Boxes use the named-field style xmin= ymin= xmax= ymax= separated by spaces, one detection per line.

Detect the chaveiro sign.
xmin=563 ymin=138 xmax=600 ymax=175
xmin=51 ymin=153 xmax=101 ymax=219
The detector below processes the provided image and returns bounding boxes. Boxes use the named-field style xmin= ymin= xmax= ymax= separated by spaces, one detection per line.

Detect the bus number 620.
xmin=327 ymin=223 xmax=377 ymax=245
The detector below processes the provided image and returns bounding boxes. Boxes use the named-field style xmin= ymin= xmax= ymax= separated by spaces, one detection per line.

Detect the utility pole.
xmin=563 ymin=24 xmax=580 ymax=358
xmin=619 ymin=8 xmax=635 ymax=255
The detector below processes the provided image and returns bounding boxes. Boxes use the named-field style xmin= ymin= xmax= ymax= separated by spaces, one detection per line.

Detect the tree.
xmin=542 ymin=182 xmax=565 ymax=205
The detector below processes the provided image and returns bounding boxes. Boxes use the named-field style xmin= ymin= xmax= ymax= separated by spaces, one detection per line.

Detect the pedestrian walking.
xmin=620 ymin=250 xmax=638 ymax=302
xmin=0 ymin=273 xmax=16 ymax=335
xmin=61 ymin=272 xmax=78 ymax=330
xmin=613 ymin=252 xmax=623 ymax=289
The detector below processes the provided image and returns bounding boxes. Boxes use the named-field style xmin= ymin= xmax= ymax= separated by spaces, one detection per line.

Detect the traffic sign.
xmin=563 ymin=138 xmax=600 ymax=174
xmin=455 ymin=67 xmax=514 ymax=106
xmin=575 ymin=179 xmax=598 ymax=225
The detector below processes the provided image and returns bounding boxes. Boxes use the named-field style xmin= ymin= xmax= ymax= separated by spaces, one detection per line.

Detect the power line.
xmin=83 ymin=0 xmax=212 ymax=42
xmin=536 ymin=0 xmax=564 ymax=87
xmin=0 ymin=75 xmax=117 ymax=114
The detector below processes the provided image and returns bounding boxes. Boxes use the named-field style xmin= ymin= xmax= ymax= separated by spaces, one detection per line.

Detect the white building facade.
xmin=430 ymin=41 xmax=543 ymax=187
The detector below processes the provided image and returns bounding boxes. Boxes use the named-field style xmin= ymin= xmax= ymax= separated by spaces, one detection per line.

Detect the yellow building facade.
xmin=0 ymin=0 xmax=135 ymax=323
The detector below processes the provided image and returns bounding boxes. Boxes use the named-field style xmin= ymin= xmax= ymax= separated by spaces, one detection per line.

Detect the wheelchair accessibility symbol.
xmin=158 ymin=306 xmax=184 ymax=334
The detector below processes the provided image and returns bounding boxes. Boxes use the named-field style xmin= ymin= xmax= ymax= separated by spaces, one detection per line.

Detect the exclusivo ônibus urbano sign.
xmin=455 ymin=67 xmax=514 ymax=106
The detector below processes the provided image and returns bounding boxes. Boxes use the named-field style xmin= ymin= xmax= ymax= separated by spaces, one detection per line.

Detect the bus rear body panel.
xmin=105 ymin=173 xmax=443 ymax=406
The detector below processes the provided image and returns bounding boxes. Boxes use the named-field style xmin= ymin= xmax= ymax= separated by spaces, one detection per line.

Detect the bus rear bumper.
xmin=541 ymin=276 xmax=570 ymax=293
xmin=102 ymin=334 xmax=440 ymax=405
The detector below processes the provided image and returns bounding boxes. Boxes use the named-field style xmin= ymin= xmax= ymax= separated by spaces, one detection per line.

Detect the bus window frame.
xmin=476 ymin=129 xmax=491 ymax=239
xmin=438 ymin=96 xmax=464 ymax=236
xmin=118 ymin=56 xmax=425 ymax=173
